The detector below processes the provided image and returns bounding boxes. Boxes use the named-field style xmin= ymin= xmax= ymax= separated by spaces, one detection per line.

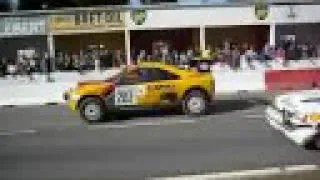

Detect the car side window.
xmin=118 ymin=68 xmax=141 ymax=85
xmin=144 ymin=68 xmax=180 ymax=81
xmin=119 ymin=68 xmax=180 ymax=84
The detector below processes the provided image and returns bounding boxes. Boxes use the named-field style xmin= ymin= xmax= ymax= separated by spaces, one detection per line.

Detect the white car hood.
xmin=274 ymin=90 xmax=320 ymax=113
xmin=296 ymin=102 xmax=320 ymax=114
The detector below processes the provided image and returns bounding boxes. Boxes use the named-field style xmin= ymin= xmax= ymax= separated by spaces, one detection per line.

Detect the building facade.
xmin=0 ymin=2 xmax=320 ymax=69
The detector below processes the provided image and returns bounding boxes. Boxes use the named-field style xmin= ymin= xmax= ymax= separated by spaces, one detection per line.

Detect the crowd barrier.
xmin=265 ymin=69 xmax=320 ymax=91
xmin=0 ymin=60 xmax=319 ymax=106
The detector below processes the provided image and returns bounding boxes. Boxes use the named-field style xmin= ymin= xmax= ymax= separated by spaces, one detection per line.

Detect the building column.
xmin=47 ymin=32 xmax=55 ymax=71
xmin=269 ymin=23 xmax=276 ymax=46
xmin=200 ymin=25 xmax=206 ymax=52
xmin=125 ymin=29 xmax=131 ymax=66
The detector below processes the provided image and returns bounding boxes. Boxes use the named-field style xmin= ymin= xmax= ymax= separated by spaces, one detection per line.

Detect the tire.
xmin=79 ymin=97 xmax=106 ymax=123
xmin=182 ymin=90 xmax=208 ymax=116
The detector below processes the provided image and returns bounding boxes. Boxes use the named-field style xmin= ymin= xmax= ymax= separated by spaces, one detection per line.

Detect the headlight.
xmin=70 ymin=93 xmax=81 ymax=100
xmin=308 ymin=113 xmax=320 ymax=122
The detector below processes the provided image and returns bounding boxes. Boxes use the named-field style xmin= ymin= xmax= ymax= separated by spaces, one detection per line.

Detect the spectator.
xmin=171 ymin=50 xmax=179 ymax=65
xmin=307 ymin=43 xmax=316 ymax=58
xmin=72 ymin=53 xmax=80 ymax=71
xmin=202 ymin=45 xmax=212 ymax=59
xmin=79 ymin=50 xmax=86 ymax=73
xmin=316 ymin=44 xmax=320 ymax=58
xmin=179 ymin=52 xmax=187 ymax=65
xmin=245 ymin=45 xmax=257 ymax=68
xmin=286 ymin=44 xmax=295 ymax=61
xmin=28 ymin=55 xmax=36 ymax=80
xmin=301 ymin=43 xmax=309 ymax=59
xmin=231 ymin=44 xmax=240 ymax=69
xmin=215 ymin=47 xmax=224 ymax=64
xmin=152 ymin=49 xmax=160 ymax=60
xmin=0 ymin=57 xmax=7 ymax=77
xmin=274 ymin=46 xmax=286 ymax=65
xmin=186 ymin=47 xmax=194 ymax=62
xmin=161 ymin=46 xmax=170 ymax=64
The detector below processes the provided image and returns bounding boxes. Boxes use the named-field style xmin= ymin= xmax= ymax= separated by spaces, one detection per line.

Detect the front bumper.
xmin=63 ymin=90 xmax=79 ymax=111
xmin=265 ymin=106 xmax=318 ymax=146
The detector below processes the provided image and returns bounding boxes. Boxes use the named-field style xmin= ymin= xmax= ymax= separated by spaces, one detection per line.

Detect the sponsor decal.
xmin=131 ymin=9 xmax=147 ymax=25
xmin=254 ymin=0 xmax=269 ymax=21
xmin=148 ymin=84 xmax=175 ymax=91
xmin=49 ymin=11 xmax=125 ymax=31
xmin=115 ymin=85 xmax=145 ymax=106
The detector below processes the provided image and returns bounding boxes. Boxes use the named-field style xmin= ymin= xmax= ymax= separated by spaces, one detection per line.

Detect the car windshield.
xmin=301 ymin=97 xmax=320 ymax=103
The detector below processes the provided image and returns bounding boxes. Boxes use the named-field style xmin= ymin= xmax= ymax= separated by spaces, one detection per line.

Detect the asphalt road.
xmin=0 ymin=100 xmax=319 ymax=180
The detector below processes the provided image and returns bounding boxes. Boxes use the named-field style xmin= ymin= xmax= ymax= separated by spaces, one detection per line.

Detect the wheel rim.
xmin=84 ymin=103 xmax=101 ymax=121
xmin=187 ymin=96 xmax=205 ymax=114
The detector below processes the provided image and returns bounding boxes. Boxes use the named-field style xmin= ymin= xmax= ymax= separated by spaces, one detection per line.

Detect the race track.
xmin=0 ymin=100 xmax=319 ymax=180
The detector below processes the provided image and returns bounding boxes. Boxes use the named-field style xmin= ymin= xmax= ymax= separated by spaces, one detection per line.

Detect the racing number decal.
xmin=116 ymin=89 xmax=133 ymax=104
xmin=115 ymin=85 xmax=145 ymax=105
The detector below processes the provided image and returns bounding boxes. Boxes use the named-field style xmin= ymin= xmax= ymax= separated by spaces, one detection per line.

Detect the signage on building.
xmin=49 ymin=11 xmax=125 ymax=31
xmin=0 ymin=16 xmax=46 ymax=36
xmin=254 ymin=0 xmax=269 ymax=21
xmin=131 ymin=10 xmax=147 ymax=25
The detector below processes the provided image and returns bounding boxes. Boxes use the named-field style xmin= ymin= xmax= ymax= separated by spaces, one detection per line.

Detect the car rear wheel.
xmin=182 ymin=90 xmax=208 ymax=116
xmin=80 ymin=97 xmax=106 ymax=123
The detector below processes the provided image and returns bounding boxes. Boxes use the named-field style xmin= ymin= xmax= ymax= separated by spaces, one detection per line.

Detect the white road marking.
xmin=0 ymin=132 xmax=14 ymax=136
xmin=0 ymin=129 xmax=38 ymax=136
xmin=150 ymin=165 xmax=320 ymax=180
xmin=15 ymin=129 xmax=38 ymax=134
xmin=244 ymin=114 xmax=265 ymax=119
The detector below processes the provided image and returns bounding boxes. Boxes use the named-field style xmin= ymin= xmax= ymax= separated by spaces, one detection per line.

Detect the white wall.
xmin=126 ymin=5 xmax=320 ymax=30
xmin=126 ymin=6 xmax=270 ymax=29
xmin=270 ymin=5 xmax=320 ymax=24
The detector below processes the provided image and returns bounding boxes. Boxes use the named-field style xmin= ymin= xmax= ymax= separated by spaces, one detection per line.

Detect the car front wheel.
xmin=182 ymin=90 xmax=208 ymax=116
xmin=80 ymin=97 xmax=106 ymax=123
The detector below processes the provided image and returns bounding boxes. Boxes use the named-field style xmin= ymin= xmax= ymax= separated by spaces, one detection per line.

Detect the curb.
xmin=0 ymin=102 xmax=63 ymax=108
xmin=150 ymin=165 xmax=320 ymax=180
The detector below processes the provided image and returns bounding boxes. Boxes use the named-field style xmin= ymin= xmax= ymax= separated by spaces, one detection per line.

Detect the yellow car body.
xmin=64 ymin=62 xmax=215 ymax=122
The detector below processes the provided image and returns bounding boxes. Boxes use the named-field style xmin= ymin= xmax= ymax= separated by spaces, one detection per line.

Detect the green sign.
xmin=131 ymin=10 xmax=147 ymax=25
xmin=254 ymin=0 xmax=269 ymax=20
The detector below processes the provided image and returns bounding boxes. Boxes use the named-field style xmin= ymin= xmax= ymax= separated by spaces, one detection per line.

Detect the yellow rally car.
xmin=63 ymin=62 xmax=215 ymax=123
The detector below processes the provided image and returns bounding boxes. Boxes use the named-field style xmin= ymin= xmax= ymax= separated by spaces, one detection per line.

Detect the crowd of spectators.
xmin=1 ymin=40 xmax=320 ymax=79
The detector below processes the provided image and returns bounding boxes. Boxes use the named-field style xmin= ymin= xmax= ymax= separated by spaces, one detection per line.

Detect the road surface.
xmin=0 ymin=100 xmax=319 ymax=180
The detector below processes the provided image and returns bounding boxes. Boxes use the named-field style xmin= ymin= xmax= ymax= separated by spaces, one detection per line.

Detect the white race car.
xmin=265 ymin=90 xmax=320 ymax=149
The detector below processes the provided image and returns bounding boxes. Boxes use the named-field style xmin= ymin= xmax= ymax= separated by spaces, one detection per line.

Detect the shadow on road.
xmin=103 ymin=99 xmax=262 ymax=123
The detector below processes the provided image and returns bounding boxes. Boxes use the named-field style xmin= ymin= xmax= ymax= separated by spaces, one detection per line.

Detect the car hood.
xmin=295 ymin=102 xmax=320 ymax=114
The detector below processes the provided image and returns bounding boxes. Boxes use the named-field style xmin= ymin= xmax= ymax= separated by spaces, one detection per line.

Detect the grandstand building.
xmin=0 ymin=0 xmax=319 ymax=66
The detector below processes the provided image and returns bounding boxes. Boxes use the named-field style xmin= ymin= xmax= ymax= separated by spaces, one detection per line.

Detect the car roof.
xmin=137 ymin=61 xmax=202 ymax=76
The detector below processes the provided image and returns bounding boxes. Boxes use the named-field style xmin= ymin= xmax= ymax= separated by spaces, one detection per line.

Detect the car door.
xmin=140 ymin=68 xmax=182 ymax=106
xmin=113 ymin=67 xmax=147 ymax=106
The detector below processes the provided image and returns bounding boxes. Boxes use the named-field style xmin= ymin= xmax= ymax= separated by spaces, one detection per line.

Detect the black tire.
xmin=182 ymin=90 xmax=208 ymax=116
xmin=79 ymin=97 xmax=106 ymax=123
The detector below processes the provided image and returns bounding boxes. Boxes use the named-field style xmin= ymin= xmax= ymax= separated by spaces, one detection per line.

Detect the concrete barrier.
xmin=0 ymin=63 xmax=319 ymax=106
xmin=0 ymin=69 xmax=121 ymax=106
xmin=0 ymin=82 xmax=75 ymax=106
xmin=265 ymin=69 xmax=320 ymax=91
xmin=214 ymin=70 xmax=265 ymax=93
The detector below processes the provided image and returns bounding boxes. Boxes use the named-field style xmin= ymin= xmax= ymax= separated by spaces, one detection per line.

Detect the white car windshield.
xmin=301 ymin=97 xmax=320 ymax=103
